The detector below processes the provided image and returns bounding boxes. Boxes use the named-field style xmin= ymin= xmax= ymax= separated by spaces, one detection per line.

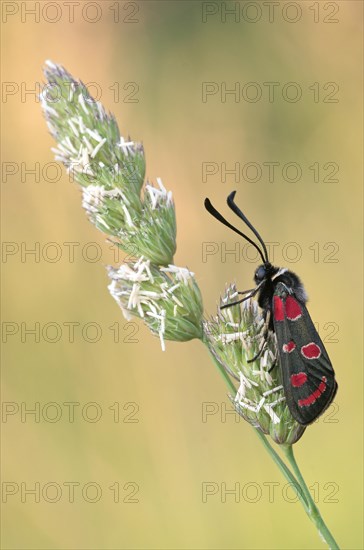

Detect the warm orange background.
xmin=2 ymin=1 xmax=363 ymax=549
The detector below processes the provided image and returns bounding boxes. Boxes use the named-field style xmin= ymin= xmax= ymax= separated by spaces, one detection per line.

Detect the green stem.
xmin=204 ymin=345 xmax=237 ymax=395
xmin=282 ymin=445 xmax=340 ymax=549
xmin=202 ymin=339 xmax=339 ymax=548
xmin=253 ymin=430 xmax=309 ymax=511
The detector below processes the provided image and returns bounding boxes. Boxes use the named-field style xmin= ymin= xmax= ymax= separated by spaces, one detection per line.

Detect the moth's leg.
xmin=268 ymin=337 xmax=279 ymax=372
xmin=238 ymin=288 xmax=256 ymax=295
xmin=248 ymin=345 xmax=265 ymax=362
xmin=268 ymin=359 xmax=278 ymax=373
xmin=220 ymin=286 xmax=259 ymax=310
xmin=247 ymin=309 xmax=271 ymax=363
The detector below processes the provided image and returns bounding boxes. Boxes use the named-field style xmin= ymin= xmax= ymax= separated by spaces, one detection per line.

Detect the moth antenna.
xmin=227 ymin=191 xmax=269 ymax=263
xmin=204 ymin=198 xmax=267 ymax=265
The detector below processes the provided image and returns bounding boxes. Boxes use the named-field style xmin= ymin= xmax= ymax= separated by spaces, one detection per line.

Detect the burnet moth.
xmin=204 ymin=191 xmax=338 ymax=426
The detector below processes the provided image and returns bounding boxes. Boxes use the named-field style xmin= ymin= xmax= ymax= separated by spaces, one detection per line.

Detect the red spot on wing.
xmin=298 ymin=376 xmax=327 ymax=407
xmin=273 ymin=296 xmax=284 ymax=321
xmin=285 ymin=296 xmax=302 ymax=321
xmin=290 ymin=372 xmax=307 ymax=387
xmin=301 ymin=342 xmax=321 ymax=360
xmin=283 ymin=341 xmax=296 ymax=353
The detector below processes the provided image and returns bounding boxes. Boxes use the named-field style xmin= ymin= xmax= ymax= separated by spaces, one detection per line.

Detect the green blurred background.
xmin=2 ymin=1 xmax=363 ymax=548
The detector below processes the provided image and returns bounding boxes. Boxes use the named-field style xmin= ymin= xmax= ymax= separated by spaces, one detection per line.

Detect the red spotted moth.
xmin=204 ymin=191 xmax=338 ymax=426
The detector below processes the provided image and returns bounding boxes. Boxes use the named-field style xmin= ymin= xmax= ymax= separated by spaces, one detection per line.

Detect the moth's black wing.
xmin=272 ymin=282 xmax=338 ymax=426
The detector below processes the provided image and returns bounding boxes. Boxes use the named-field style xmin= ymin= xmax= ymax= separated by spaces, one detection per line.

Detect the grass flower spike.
xmin=41 ymin=61 xmax=340 ymax=550
xmin=41 ymin=60 xmax=175 ymax=265
xmin=41 ymin=60 xmax=198 ymax=343
xmin=108 ymin=260 xmax=203 ymax=349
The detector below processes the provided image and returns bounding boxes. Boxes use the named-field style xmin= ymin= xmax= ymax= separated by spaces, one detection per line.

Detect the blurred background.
xmin=2 ymin=1 xmax=363 ymax=548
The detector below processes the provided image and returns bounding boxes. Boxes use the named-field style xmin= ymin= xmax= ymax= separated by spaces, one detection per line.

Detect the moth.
xmin=204 ymin=191 xmax=338 ymax=426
